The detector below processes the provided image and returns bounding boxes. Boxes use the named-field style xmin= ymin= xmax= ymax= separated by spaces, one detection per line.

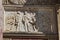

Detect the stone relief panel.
xmin=4 ymin=11 xmax=39 ymax=33
xmin=4 ymin=8 xmax=57 ymax=34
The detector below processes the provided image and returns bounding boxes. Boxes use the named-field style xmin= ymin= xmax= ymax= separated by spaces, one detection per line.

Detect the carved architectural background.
xmin=35 ymin=8 xmax=57 ymax=34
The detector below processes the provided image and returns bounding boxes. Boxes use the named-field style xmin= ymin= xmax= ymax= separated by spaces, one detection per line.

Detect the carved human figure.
xmin=17 ymin=11 xmax=25 ymax=32
xmin=4 ymin=12 xmax=16 ymax=32
xmin=24 ymin=11 xmax=38 ymax=32
xmin=30 ymin=13 xmax=38 ymax=32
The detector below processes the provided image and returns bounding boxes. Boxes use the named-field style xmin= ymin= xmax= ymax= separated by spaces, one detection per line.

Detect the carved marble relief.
xmin=4 ymin=11 xmax=38 ymax=33
xmin=4 ymin=8 xmax=57 ymax=34
xmin=4 ymin=11 xmax=17 ymax=32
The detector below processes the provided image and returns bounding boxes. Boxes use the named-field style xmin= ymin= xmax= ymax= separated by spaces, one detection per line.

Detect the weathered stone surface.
xmin=0 ymin=0 xmax=4 ymax=40
xmin=57 ymin=9 xmax=60 ymax=40
xmin=3 ymin=0 xmax=56 ymax=5
xmin=36 ymin=8 xmax=57 ymax=34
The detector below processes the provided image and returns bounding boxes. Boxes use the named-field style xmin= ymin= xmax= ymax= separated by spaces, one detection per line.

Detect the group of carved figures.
xmin=4 ymin=11 xmax=38 ymax=32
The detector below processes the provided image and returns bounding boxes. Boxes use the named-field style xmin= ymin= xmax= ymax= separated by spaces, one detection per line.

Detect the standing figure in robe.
xmin=24 ymin=11 xmax=38 ymax=32
xmin=17 ymin=11 xmax=25 ymax=32
xmin=30 ymin=13 xmax=38 ymax=32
